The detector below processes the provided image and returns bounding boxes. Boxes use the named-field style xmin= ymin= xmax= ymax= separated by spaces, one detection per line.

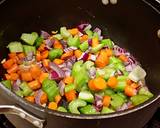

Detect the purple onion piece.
xmin=35 ymin=89 xmax=43 ymax=105
xmin=26 ymin=52 xmax=34 ymax=61
xmin=12 ymin=79 xmax=21 ymax=91
xmin=45 ymin=39 xmax=54 ymax=50
xmin=58 ymin=81 xmax=65 ymax=96
xmin=93 ymin=27 xmax=102 ymax=37
xmin=78 ymin=52 xmax=89 ymax=62
xmin=89 ymin=67 xmax=96 ymax=79
xmin=88 ymin=39 xmax=92 ymax=46
xmin=50 ymin=70 xmax=59 ymax=80
xmin=41 ymin=30 xmax=50 ymax=39
xmin=60 ymin=40 xmax=67 ymax=49
xmin=77 ymin=23 xmax=90 ymax=32
xmin=117 ymin=103 xmax=129 ymax=111
xmin=90 ymin=54 xmax=97 ymax=61
xmin=62 ymin=67 xmax=72 ymax=77
xmin=64 ymin=47 xmax=77 ymax=53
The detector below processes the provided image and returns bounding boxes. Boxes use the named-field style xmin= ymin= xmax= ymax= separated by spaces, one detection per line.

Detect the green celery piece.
xmin=91 ymin=43 xmax=105 ymax=53
xmin=68 ymin=99 xmax=87 ymax=114
xmin=78 ymin=91 xmax=94 ymax=103
xmin=35 ymin=36 xmax=44 ymax=47
xmin=115 ymin=63 xmax=126 ymax=72
xmin=65 ymin=84 xmax=75 ymax=93
xmin=101 ymin=107 xmax=115 ymax=114
xmin=96 ymin=91 xmax=105 ymax=97
xmin=23 ymin=45 xmax=36 ymax=55
xmin=52 ymin=34 xmax=63 ymax=40
xmin=57 ymin=107 xmax=67 ymax=112
xmin=15 ymin=90 xmax=24 ymax=97
xmin=117 ymin=92 xmax=128 ymax=101
xmin=85 ymin=30 xmax=93 ymax=38
xmin=138 ymin=87 xmax=153 ymax=98
xmin=72 ymin=61 xmax=84 ymax=76
xmin=100 ymin=39 xmax=113 ymax=48
xmin=21 ymin=32 xmax=38 ymax=45
xmin=20 ymin=82 xmax=33 ymax=96
xmin=109 ymin=56 xmax=122 ymax=64
xmin=117 ymin=76 xmax=128 ymax=81
xmin=80 ymin=105 xmax=97 ymax=114
xmin=131 ymin=94 xmax=150 ymax=106
xmin=67 ymin=35 xmax=80 ymax=47
xmin=111 ymin=94 xmax=125 ymax=110
xmin=84 ymin=61 xmax=94 ymax=70
xmin=80 ymin=84 xmax=89 ymax=91
xmin=42 ymin=78 xmax=59 ymax=101
xmin=49 ymin=48 xmax=63 ymax=61
xmin=79 ymin=41 xmax=89 ymax=51
xmin=93 ymin=32 xmax=99 ymax=39
xmin=115 ymin=81 xmax=126 ymax=92
xmin=1 ymin=80 xmax=11 ymax=90
xmin=104 ymin=88 xmax=115 ymax=96
xmin=7 ymin=42 xmax=23 ymax=53
xmin=60 ymin=27 xmax=71 ymax=38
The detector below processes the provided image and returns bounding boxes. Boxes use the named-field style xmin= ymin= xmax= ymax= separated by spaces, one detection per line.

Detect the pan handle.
xmin=0 ymin=105 xmax=45 ymax=128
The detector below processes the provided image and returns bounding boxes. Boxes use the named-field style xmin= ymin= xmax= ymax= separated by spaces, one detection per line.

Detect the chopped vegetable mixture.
xmin=1 ymin=23 xmax=153 ymax=114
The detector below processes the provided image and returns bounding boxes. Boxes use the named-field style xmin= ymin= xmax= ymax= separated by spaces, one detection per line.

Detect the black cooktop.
xmin=0 ymin=108 xmax=160 ymax=128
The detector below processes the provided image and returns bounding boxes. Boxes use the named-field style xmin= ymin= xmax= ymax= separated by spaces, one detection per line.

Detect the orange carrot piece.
xmin=55 ymin=95 xmax=62 ymax=104
xmin=5 ymin=74 xmax=11 ymax=80
xmin=106 ymin=49 xmax=113 ymax=57
xmin=17 ymin=53 xmax=25 ymax=59
xmin=41 ymin=50 xmax=49 ymax=59
xmin=88 ymin=79 xmax=96 ymax=91
xmin=3 ymin=59 xmax=14 ymax=69
xmin=92 ymin=37 xmax=99 ymax=47
xmin=42 ymin=59 xmax=50 ymax=68
xmin=63 ymin=76 xmax=74 ymax=84
xmin=124 ymin=85 xmax=137 ymax=97
xmin=126 ymin=79 xmax=133 ymax=85
xmin=119 ymin=55 xmax=128 ymax=62
xmin=10 ymin=73 xmax=19 ymax=81
xmin=28 ymin=80 xmax=41 ymax=90
xmin=40 ymin=92 xmax=48 ymax=104
xmin=74 ymin=50 xmax=82 ymax=59
xmin=68 ymin=28 xmax=79 ymax=36
xmin=107 ymin=76 xmax=118 ymax=89
xmin=53 ymin=59 xmax=64 ymax=65
xmin=93 ymin=77 xmax=107 ymax=90
xmin=80 ymin=35 xmax=88 ymax=42
xmin=8 ymin=53 xmax=16 ymax=59
xmin=25 ymin=96 xmax=35 ymax=103
xmin=39 ymin=72 xmax=49 ymax=83
xmin=54 ymin=40 xmax=63 ymax=49
xmin=61 ymin=50 xmax=73 ymax=60
xmin=36 ymin=51 xmax=42 ymax=61
xmin=7 ymin=64 xmax=18 ymax=74
xmin=48 ymin=102 xmax=57 ymax=110
xmin=103 ymin=96 xmax=111 ymax=107
xmin=130 ymin=83 xmax=139 ymax=89
xmin=21 ymin=71 xmax=33 ymax=82
xmin=65 ymin=90 xmax=76 ymax=102
xmin=30 ymin=65 xmax=41 ymax=79
xmin=38 ymin=43 xmax=45 ymax=52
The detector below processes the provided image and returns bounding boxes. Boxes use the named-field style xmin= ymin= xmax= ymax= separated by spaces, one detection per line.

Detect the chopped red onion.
xmin=78 ymin=52 xmax=89 ymax=62
xmin=62 ymin=68 xmax=71 ymax=77
xmin=41 ymin=30 xmax=50 ymax=39
xmin=50 ymin=70 xmax=59 ymax=80
xmin=94 ymin=94 xmax=103 ymax=111
xmin=58 ymin=81 xmax=65 ymax=96
xmin=89 ymin=67 xmax=96 ymax=79
xmin=26 ymin=52 xmax=34 ymax=61
xmin=35 ymin=89 xmax=43 ymax=105
xmin=78 ymin=32 xmax=84 ymax=37
xmin=88 ymin=39 xmax=92 ymax=46
xmin=12 ymin=79 xmax=21 ymax=91
xmin=113 ymin=45 xmax=126 ymax=56
xmin=90 ymin=54 xmax=97 ymax=61
xmin=64 ymin=47 xmax=77 ymax=53
xmin=45 ymin=39 xmax=54 ymax=50
xmin=77 ymin=23 xmax=90 ymax=32
xmin=115 ymin=70 xmax=123 ymax=76
xmin=117 ymin=103 xmax=129 ymax=111
xmin=60 ymin=40 xmax=67 ymax=49
xmin=93 ymin=27 xmax=102 ymax=37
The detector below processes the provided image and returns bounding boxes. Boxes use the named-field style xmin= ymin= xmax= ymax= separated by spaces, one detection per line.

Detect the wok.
xmin=0 ymin=0 xmax=160 ymax=128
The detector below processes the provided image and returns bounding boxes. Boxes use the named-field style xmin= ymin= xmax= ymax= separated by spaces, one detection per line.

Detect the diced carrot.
xmin=74 ymin=50 xmax=82 ymax=59
xmin=119 ymin=55 xmax=128 ymax=62
xmin=53 ymin=59 xmax=64 ymax=65
xmin=30 ymin=65 xmax=41 ymax=79
xmin=55 ymin=95 xmax=62 ymax=104
xmin=7 ymin=64 xmax=18 ymax=74
xmin=28 ymin=80 xmax=41 ymax=90
xmin=68 ymin=28 xmax=79 ymax=36
xmin=106 ymin=49 xmax=113 ymax=57
xmin=40 ymin=92 xmax=48 ymax=104
xmin=88 ymin=79 xmax=96 ymax=91
xmin=42 ymin=59 xmax=50 ymax=68
xmin=92 ymin=37 xmax=99 ymax=47
xmin=95 ymin=50 xmax=109 ymax=68
xmin=25 ymin=96 xmax=35 ymax=103
xmin=126 ymin=79 xmax=133 ymax=85
xmin=5 ymin=74 xmax=11 ymax=80
xmin=48 ymin=102 xmax=57 ymax=110
xmin=38 ymin=43 xmax=45 ymax=52
xmin=12 ymin=56 xmax=19 ymax=64
xmin=17 ymin=53 xmax=25 ymax=59
xmin=103 ymin=96 xmax=111 ymax=107
xmin=80 ymin=35 xmax=88 ymax=42
xmin=3 ymin=59 xmax=14 ymax=69
xmin=54 ymin=40 xmax=63 ymax=49
xmin=21 ymin=71 xmax=33 ymax=82
xmin=8 ymin=53 xmax=16 ymax=59
xmin=39 ymin=72 xmax=49 ymax=83
xmin=10 ymin=73 xmax=19 ymax=81
xmin=36 ymin=51 xmax=42 ymax=61
xmin=63 ymin=76 xmax=74 ymax=84
xmin=93 ymin=77 xmax=107 ymax=90
xmin=124 ymin=85 xmax=137 ymax=97
xmin=61 ymin=50 xmax=73 ymax=60
xmin=130 ymin=83 xmax=139 ymax=89
xmin=107 ymin=76 xmax=118 ymax=89
xmin=41 ymin=50 xmax=49 ymax=59
xmin=65 ymin=90 xmax=76 ymax=102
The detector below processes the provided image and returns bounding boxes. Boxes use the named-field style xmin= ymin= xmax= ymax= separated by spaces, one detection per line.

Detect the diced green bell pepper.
xmin=65 ymin=84 xmax=75 ymax=93
xmin=85 ymin=30 xmax=93 ymax=38
xmin=49 ymin=48 xmax=63 ymax=60
xmin=60 ymin=27 xmax=71 ymax=38
xmin=42 ymin=78 xmax=59 ymax=101
xmin=35 ymin=36 xmax=44 ymax=47
xmin=21 ymin=32 xmax=38 ymax=45
xmin=101 ymin=107 xmax=115 ymax=114
xmin=57 ymin=106 xmax=67 ymax=112
xmin=1 ymin=80 xmax=11 ymax=90
xmin=67 ymin=35 xmax=80 ymax=47
xmin=100 ymin=39 xmax=113 ymax=48
xmin=79 ymin=41 xmax=89 ymax=51
xmin=138 ymin=87 xmax=153 ymax=98
xmin=80 ymin=105 xmax=97 ymax=114
xmin=68 ymin=99 xmax=87 ymax=114
xmin=91 ymin=43 xmax=105 ymax=53
xmin=23 ymin=45 xmax=36 ymax=55
xmin=78 ymin=91 xmax=94 ymax=103
xmin=7 ymin=42 xmax=23 ymax=53
xmin=20 ymin=82 xmax=33 ymax=96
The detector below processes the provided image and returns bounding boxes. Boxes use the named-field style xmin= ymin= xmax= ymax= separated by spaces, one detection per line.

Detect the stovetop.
xmin=0 ymin=108 xmax=160 ymax=128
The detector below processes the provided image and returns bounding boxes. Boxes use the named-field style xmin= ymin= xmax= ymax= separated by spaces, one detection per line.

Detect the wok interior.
xmin=0 ymin=0 xmax=160 ymax=97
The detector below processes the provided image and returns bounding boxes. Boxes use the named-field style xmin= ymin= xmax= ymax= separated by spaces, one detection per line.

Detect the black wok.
xmin=0 ymin=0 xmax=160 ymax=128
